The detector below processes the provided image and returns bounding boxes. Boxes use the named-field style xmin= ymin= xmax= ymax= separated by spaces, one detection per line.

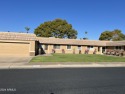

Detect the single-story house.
xmin=38 ymin=37 xmax=125 ymax=54
xmin=0 ymin=32 xmax=125 ymax=56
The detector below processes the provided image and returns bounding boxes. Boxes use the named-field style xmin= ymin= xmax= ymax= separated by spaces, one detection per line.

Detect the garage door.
xmin=0 ymin=42 xmax=29 ymax=56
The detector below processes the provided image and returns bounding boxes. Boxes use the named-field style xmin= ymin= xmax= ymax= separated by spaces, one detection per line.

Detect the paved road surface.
xmin=0 ymin=68 xmax=125 ymax=94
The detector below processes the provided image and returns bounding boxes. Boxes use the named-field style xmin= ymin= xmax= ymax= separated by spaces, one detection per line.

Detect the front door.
xmin=102 ymin=47 xmax=106 ymax=53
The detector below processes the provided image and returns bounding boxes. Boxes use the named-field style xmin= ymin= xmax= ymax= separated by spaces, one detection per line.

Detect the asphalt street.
xmin=0 ymin=68 xmax=125 ymax=94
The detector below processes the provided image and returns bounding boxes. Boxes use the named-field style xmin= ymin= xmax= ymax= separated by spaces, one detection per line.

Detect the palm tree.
xmin=83 ymin=31 xmax=88 ymax=40
xmin=25 ymin=27 xmax=30 ymax=33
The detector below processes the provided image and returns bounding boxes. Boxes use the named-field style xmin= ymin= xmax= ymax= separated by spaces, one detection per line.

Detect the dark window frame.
xmin=53 ymin=44 xmax=60 ymax=49
xmin=67 ymin=45 xmax=71 ymax=49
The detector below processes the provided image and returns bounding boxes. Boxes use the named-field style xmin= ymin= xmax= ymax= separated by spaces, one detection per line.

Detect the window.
xmin=78 ymin=46 xmax=81 ymax=50
xmin=44 ymin=45 xmax=48 ymax=50
xmin=54 ymin=44 xmax=60 ymax=49
xmin=67 ymin=45 xmax=71 ymax=49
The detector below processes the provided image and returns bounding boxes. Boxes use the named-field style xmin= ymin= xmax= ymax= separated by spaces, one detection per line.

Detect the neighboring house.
xmin=0 ymin=32 xmax=125 ymax=56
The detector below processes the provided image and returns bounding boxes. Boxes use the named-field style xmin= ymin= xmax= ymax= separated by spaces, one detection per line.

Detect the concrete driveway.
xmin=0 ymin=56 xmax=33 ymax=63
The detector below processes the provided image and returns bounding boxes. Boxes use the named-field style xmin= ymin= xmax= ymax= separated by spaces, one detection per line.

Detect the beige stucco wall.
xmin=29 ymin=41 xmax=36 ymax=56
xmin=0 ymin=40 xmax=36 ymax=56
xmin=42 ymin=44 xmax=103 ymax=54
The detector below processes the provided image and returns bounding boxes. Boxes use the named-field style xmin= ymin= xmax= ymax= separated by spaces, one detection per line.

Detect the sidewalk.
xmin=0 ymin=62 xmax=125 ymax=69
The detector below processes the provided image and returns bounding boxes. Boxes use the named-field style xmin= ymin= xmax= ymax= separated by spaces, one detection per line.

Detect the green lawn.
xmin=30 ymin=54 xmax=125 ymax=62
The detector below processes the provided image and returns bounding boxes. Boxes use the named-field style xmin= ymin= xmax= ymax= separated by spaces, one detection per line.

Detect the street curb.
xmin=0 ymin=64 xmax=125 ymax=69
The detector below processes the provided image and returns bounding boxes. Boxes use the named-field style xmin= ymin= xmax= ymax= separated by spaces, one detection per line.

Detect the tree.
xmin=25 ymin=27 xmax=30 ymax=33
xmin=99 ymin=31 xmax=112 ymax=40
xmin=99 ymin=29 xmax=125 ymax=41
xmin=34 ymin=19 xmax=77 ymax=39
xmin=112 ymin=29 xmax=125 ymax=41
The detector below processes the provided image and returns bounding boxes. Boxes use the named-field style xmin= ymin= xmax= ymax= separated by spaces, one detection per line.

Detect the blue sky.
xmin=0 ymin=0 xmax=125 ymax=40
